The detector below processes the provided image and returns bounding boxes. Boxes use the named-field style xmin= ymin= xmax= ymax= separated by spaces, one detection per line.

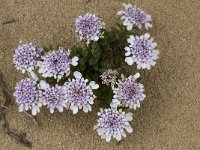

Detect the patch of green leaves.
xmin=69 ymin=25 xmax=136 ymax=108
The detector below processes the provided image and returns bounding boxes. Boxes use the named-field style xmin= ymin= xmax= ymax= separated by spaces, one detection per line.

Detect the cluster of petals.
xmin=39 ymin=81 xmax=67 ymax=113
xmin=13 ymin=78 xmax=43 ymax=115
xmin=13 ymin=43 xmax=43 ymax=74
xmin=100 ymin=69 xmax=119 ymax=86
xmin=125 ymin=33 xmax=159 ymax=70
xmin=75 ymin=13 xmax=105 ymax=44
xmin=94 ymin=108 xmax=133 ymax=142
xmin=111 ymin=73 xmax=146 ymax=109
xmin=64 ymin=71 xmax=99 ymax=114
xmin=117 ymin=3 xmax=152 ymax=30
xmin=38 ymin=48 xmax=79 ymax=80
xmin=13 ymin=43 xmax=43 ymax=80
xmin=94 ymin=73 xmax=145 ymax=142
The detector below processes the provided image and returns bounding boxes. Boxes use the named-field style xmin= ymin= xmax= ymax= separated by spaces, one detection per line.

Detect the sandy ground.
xmin=0 ymin=0 xmax=200 ymax=149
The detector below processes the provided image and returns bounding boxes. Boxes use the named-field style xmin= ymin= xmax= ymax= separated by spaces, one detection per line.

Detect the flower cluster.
xmin=38 ymin=48 xmax=79 ymax=80
xmin=75 ymin=13 xmax=105 ymax=44
xmin=12 ymin=3 xmax=159 ymax=143
xmin=40 ymin=82 xmax=67 ymax=113
xmin=13 ymin=45 xmax=79 ymax=115
xmin=117 ymin=3 xmax=152 ymax=30
xmin=94 ymin=108 xmax=133 ymax=142
xmin=111 ymin=73 xmax=146 ymax=109
xmin=64 ymin=71 xmax=99 ymax=114
xmin=13 ymin=78 xmax=43 ymax=115
xmin=100 ymin=69 xmax=119 ymax=86
xmin=13 ymin=43 xmax=43 ymax=74
xmin=14 ymin=71 xmax=99 ymax=115
xmin=94 ymin=73 xmax=144 ymax=142
xmin=125 ymin=33 xmax=159 ymax=70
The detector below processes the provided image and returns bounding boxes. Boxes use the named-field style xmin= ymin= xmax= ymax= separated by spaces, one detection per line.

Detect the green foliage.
xmin=69 ymin=24 xmax=137 ymax=107
xmin=46 ymin=77 xmax=57 ymax=86
xmin=41 ymin=24 xmax=138 ymax=107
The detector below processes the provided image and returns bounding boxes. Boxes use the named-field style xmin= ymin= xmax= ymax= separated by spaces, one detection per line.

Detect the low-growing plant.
xmin=12 ymin=3 xmax=159 ymax=142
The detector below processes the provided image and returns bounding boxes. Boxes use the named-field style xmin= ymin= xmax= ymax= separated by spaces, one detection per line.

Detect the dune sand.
xmin=0 ymin=0 xmax=200 ymax=149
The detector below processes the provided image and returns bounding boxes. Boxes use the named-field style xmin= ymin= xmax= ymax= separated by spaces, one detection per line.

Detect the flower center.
xmin=118 ymin=81 xmax=138 ymax=101
xmin=84 ymin=20 xmax=91 ymax=29
xmin=22 ymin=89 xmax=28 ymax=94
xmin=51 ymin=95 xmax=58 ymax=101
xmin=131 ymin=39 xmax=152 ymax=61
xmin=103 ymin=115 xmax=122 ymax=131
xmin=66 ymin=82 xmax=90 ymax=105
xmin=53 ymin=59 xmax=58 ymax=64
xmin=73 ymin=88 xmax=81 ymax=96
xmin=123 ymin=86 xmax=136 ymax=100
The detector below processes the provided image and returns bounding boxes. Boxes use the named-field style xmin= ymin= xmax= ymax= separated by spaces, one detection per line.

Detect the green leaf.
xmin=93 ymin=64 xmax=98 ymax=71
xmin=89 ymin=56 xmax=98 ymax=65
xmin=91 ymin=43 xmax=101 ymax=58
xmin=80 ymin=64 xmax=86 ymax=71
xmin=46 ymin=77 xmax=57 ymax=86
xmin=99 ymin=60 xmax=107 ymax=67
xmin=98 ymin=67 xmax=106 ymax=73
xmin=92 ymin=73 xmax=99 ymax=81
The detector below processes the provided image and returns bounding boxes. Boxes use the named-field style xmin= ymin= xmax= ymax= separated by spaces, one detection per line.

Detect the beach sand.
xmin=0 ymin=0 xmax=200 ymax=149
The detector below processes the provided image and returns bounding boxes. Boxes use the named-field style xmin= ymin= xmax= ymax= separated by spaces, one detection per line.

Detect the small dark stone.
xmin=2 ymin=19 xmax=16 ymax=25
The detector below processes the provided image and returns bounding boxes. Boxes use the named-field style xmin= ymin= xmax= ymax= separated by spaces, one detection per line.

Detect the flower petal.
xmin=30 ymin=71 xmax=38 ymax=81
xmin=89 ymin=81 xmax=99 ymax=89
xmin=72 ymin=106 xmax=79 ymax=114
xmin=126 ymin=25 xmax=133 ymax=31
xmin=73 ymin=71 xmax=82 ymax=79
xmin=39 ymin=80 xmax=49 ymax=90
xmin=72 ymin=56 xmax=79 ymax=66
xmin=133 ymin=72 xmax=140 ymax=79
xmin=32 ymin=106 xmax=37 ymax=116
xmin=125 ymin=57 xmax=134 ymax=65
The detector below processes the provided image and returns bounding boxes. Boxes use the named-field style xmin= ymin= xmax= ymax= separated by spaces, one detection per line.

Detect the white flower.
xmin=75 ymin=13 xmax=105 ymax=44
xmin=111 ymin=73 xmax=146 ymax=109
xmin=38 ymin=48 xmax=79 ymax=80
xmin=94 ymin=108 xmax=133 ymax=142
xmin=124 ymin=33 xmax=159 ymax=70
xmin=117 ymin=3 xmax=152 ymax=30
xmin=64 ymin=71 xmax=99 ymax=114
xmin=13 ymin=43 xmax=43 ymax=77
xmin=13 ymin=78 xmax=43 ymax=116
xmin=41 ymin=83 xmax=67 ymax=114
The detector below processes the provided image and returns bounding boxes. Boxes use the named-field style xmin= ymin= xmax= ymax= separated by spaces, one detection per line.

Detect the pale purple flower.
xmin=93 ymin=108 xmax=133 ymax=142
xmin=111 ymin=73 xmax=146 ymax=109
xmin=125 ymin=33 xmax=159 ymax=70
xmin=13 ymin=43 xmax=42 ymax=80
xmin=13 ymin=78 xmax=43 ymax=116
xmin=40 ymin=81 xmax=67 ymax=113
xmin=75 ymin=13 xmax=105 ymax=44
xmin=100 ymin=69 xmax=119 ymax=86
xmin=13 ymin=43 xmax=42 ymax=73
xmin=117 ymin=3 xmax=152 ymax=30
xmin=38 ymin=48 xmax=79 ymax=80
xmin=64 ymin=71 xmax=99 ymax=114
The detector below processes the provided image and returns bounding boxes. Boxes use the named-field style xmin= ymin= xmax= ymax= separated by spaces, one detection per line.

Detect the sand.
xmin=0 ymin=0 xmax=200 ymax=149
